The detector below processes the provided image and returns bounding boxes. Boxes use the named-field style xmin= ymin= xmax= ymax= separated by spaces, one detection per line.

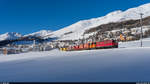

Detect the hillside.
xmin=85 ymin=16 xmax=150 ymax=34
xmin=47 ymin=3 xmax=150 ymax=40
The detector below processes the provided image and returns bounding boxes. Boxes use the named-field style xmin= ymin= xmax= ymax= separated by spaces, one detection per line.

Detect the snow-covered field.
xmin=119 ymin=37 xmax=150 ymax=48
xmin=0 ymin=38 xmax=150 ymax=82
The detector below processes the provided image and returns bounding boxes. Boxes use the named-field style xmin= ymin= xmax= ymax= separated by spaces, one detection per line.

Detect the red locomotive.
xmin=60 ymin=40 xmax=118 ymax=51
xmin=96 ymin=40 xmax=118 ymax=49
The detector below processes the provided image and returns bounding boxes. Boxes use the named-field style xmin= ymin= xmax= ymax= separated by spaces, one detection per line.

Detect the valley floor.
xmin=0 ymin=38 xmax=150 ymax=82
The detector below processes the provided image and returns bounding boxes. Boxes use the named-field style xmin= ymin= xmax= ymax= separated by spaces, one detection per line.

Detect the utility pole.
xmin=93 ymin=32 xmax=96 ymax=42
xmin=82 ymin=34 xmax=84 ymax=44
xmin=83 ymin=34 xmax=86 ymax=43
xmin=140 ymin=13 xmax=144 ymax=47
xmin=82 ymin=34 xmax=84 ymax=48
xmin=33 ymin=40 xmax=36 ymax=51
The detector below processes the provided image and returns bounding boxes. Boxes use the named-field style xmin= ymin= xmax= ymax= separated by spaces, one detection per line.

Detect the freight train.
xmin=60 ymin=40 xmax=118 ymax=51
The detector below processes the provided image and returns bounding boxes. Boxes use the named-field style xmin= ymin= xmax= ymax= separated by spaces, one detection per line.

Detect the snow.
xmin=46 ymin=3 xmax=150 ymax=40
xmin=119 ymin=37 xmax=150 ymax=48
xmin=24 ymin=30 xmax=53 ymax=37
xmin=0 ymin=30 xmax=53 ymax=41
xmin=0 ymin=32 xmax=22 ymax=41
xmin=0 ymin=38 xmax=150 ymax=82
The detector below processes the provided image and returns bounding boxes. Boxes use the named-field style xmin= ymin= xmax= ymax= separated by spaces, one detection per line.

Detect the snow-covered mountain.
xmin=46 ymin=3 xmax=150 ymax=40
xmin=0 ymin=30 xmax=53 ymax=42
xmin=24 ymin=30 xmax=53 ymax=37
xmin=1 ymin=3 xmax=150 ymax=41
xmin=0 ymin=32 xmax=22 ymax=41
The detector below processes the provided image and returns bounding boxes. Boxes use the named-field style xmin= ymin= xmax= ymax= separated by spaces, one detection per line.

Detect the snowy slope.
xmin=24 ymin=30 xmax=53 ymax=37
xmin=0 ymin=32 xmax=22 ymax=41
xmin=0 ymin=38 xmax=150 ymax=81
xmin=48 ymin=3 xmax=150 ymax=40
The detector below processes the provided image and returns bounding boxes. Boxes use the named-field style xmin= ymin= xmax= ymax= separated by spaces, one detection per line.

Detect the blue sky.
xmin=0 ymin=0 xmax=149 ymax=35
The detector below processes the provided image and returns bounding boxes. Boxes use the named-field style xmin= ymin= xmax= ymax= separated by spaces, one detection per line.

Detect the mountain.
xmin=46 ymin=3 xmax=150 ymax=40
xmin=24 ymin=30 xmax=53 ymax=37
xmin=0 ymin=30 xmax=54 ymax=46
xmin=1 ymin=3 xmax=150 ymax=42
xmin=0 ymin=32 xmax=22 ymax=41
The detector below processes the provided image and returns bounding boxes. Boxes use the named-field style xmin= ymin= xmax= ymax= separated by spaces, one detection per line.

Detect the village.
xmin=0 ymin=24 xmax=149 ymax=55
